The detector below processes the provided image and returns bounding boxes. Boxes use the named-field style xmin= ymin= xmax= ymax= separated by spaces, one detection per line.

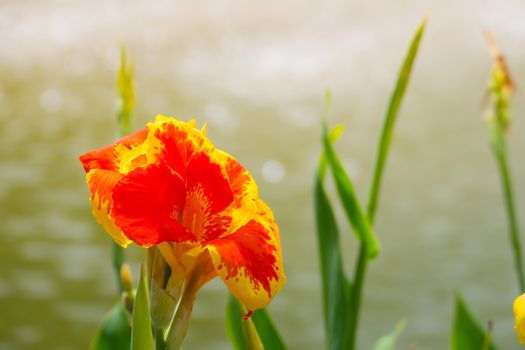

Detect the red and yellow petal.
xmin=145 ymin=116 xmax=216 ymax=179
xmin=85 ymin=169 xmax=131 ymax=247
xmin=206 ymin=219 xmax=285 ymax=311
xmin=112 ymin=164 xmax=196 ymax=247
xmin=217 ymin=151 xmax=262 ymax=232
xmin=180 ymin=152 xmax=234 ymax=242
xmin=219 ymin=151 xmax=258 ymax=208
xmin=186 ymin=152 xmax=233 ymax=214
xmin=79 ymin=128 xmax=148 ymax=172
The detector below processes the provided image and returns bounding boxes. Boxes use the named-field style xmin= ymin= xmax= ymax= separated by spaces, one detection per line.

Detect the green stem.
xmin=491 ymin=127 xmax=525 ymax=292
xmin=155 ymin=327 xmax=167 ymax=350
xmin=112 ymin=241 xmax=125 ymax=294
xmin=111 ymin=46 xmax=134 ymax=295
xmin=347 ymin=247 xmax=368 ymax=349
xmin=118 ymin=108 xmax=132 ymax=136
xmin=366 ymin=122 xmax=390 ymax=224
xmin=166 ymin=288 xmax=195 ymax=350
xmin=165 ymin=257 xmax=211 ymax=350
xmin=347 ymin=185 xmax=379 ymax=349
xmin=111 ymin=119 xmax=127 ymax=295
xmin=111 ymin=118 xmax=129 ymax=295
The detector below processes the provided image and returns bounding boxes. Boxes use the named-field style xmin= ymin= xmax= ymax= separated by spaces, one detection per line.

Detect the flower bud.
xmin=514 ymin=293 xmax=525 ymax=344
xmin=120 ymin=263 xmax=133 ymax=293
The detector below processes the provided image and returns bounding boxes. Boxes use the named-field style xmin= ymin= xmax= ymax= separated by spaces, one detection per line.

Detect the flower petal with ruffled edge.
xmin=79 ymin=128 xmax=149 ymax=247
xmin=217 ymin=151 xmax=262 ymax=233
xmin=206 ymin=214 xmax=285 ymax=311
xmin=85 ymin=169 xmax=128 ymax=246
xmin=80 ymin=128 xmax=148 ymax=172
xmin=145 ymin=116 xmax=217 ymax=179
xmin=110 ymin=120 xmax=235 ymax=248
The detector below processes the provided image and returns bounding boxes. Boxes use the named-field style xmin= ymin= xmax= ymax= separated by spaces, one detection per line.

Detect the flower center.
xmin=181 ymin=184 xmax=211 ymax=241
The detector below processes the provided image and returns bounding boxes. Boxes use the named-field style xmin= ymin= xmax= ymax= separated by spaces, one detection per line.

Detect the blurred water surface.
xmin=1 ymin=0 xmax=525 ymax=349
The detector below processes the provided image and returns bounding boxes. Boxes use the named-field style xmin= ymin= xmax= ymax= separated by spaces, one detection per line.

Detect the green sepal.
xmin=131 ymin=263 xmax=154 ymax=350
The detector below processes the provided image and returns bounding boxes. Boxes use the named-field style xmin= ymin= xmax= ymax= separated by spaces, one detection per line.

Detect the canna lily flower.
xmin=79 ymin=116 xmax=285 ymax=314
xmin=514 ymin=293 xmax=525 ymax=345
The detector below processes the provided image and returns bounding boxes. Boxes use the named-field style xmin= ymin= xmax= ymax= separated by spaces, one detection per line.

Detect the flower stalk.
xmin=484 ymin=31 xmax=525 ymax=292
xmin=112 ymin=45 xmax=136 ymax=294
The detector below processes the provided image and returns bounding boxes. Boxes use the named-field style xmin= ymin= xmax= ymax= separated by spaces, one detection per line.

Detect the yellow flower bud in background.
xmin=120 ymin=263 xmax=133 ymax=293
xmin=513 ymin=293 xmax=525 ymax=344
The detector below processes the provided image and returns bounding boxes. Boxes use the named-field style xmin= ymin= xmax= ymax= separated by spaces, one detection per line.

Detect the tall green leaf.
xmin=322 ymin=124 xmax=379 ymax=258
xmin=131 ymin=263 xmax=154 ymax=350
xmin=251 ymin=308 xmax=286 ymax=350
xmin=225 ymin=295 xmax=263 ymax=350
xmin=315 ymin=149 xmax=352 ymax=350
xmin=367 ymin=17 xmax=427 ymax=223
xmin=89 ymin=301 xmax=131 ymax=350
xmin=450 ymin=295 xmax=497 ymax=350
xmin=226 ymin=295 xmax=250 ymax=350
xmin=346 ymin=19 xmax=427 ymax=350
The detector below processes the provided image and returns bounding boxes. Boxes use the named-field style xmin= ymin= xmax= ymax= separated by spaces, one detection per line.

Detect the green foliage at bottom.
xmin=226 ymin=294 xmax=286 ymax=350
xmin=131 ymin=263 xmax=154 ymax=350
xmin=89 ymin=301 xmax=131 ymax=350
xmin=314 ymin=168 xmax=352 ymax=350
xmin=450 ymin=294 xmax=497 ymax=350
xmin=226 ymin=295 xmax=251 ymax=350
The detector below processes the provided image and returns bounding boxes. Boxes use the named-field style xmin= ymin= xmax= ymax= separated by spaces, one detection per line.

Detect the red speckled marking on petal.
xmin=208 ymin=220 xmax=279 ymax=298
xmin=112 ymin=164 xmax=196 ymax=247
xmin=242 ymin=310 xmax=253 ymax=321
xmin=202 ymin=214 xmax=232 ymax=243
xmin=79 ymin=128 xmax=148 ymax=172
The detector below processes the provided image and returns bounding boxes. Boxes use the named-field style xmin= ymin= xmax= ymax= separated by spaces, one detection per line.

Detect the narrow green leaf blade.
xmin=322 ymin=125 xmax=380 ymax=258
xmin=225 ymin=295 xmax=265 ymax=350
xmin=450 ymin=294 xmax=497 ymax=350
xmin=89 ymin=301 xmax=131 ymax=350
xmin=315 ymin=165 xmax=351 ymax=349
xmin=367 ymin=18 xmax=427 ymax=223
xmin=226 ymin=295 xmax=286 ymax=350
xmin=131 ymin=263 xmax=154 ymax=350
xmin=372 ymin=319 xmax=406 ymax=350
xmin=226 ymin=295 xmax=250 ymax=350
xmin=251 ymin=309 xmax=286 ymax=350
